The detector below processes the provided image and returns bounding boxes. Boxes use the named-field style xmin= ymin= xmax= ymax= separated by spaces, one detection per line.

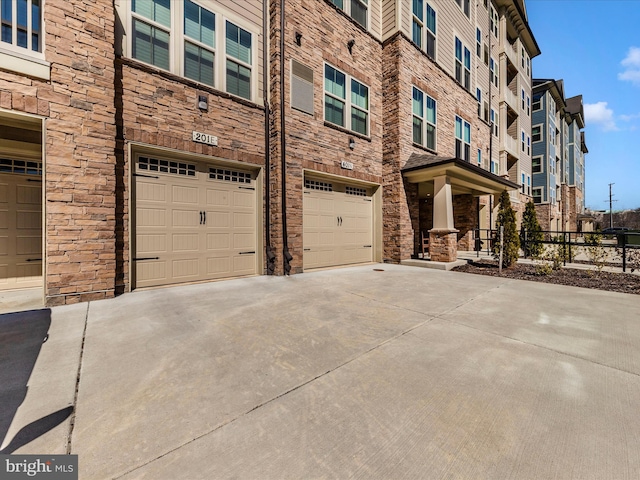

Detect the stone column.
xmin=429 ymin=175 xmax=459 ymax=262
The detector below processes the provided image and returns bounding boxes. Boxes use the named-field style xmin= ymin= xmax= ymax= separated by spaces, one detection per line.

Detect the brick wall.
xmin=270 ymin=0 xmax=384 ymax=273
xmin=382 ymin=33 xmax=492 ymax=262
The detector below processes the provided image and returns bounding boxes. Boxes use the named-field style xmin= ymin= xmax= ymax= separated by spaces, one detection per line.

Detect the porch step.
xmin=400 ymin=259 xmax=469 ymax=271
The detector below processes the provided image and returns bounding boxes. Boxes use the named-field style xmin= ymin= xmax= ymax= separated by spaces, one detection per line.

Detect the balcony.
xmin=503 ymin=39 xmax=519 ymax=69
xmin=502 ymin=134 xmax=519 ymax=159
xmin=501 ymin=87 xmax=519 ymax=113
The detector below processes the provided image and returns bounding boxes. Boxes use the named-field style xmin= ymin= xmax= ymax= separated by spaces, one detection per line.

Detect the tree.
xmin=520 ymin=200 xmax=543 ymax=258
xmin=493 ymin=190 xmax=520 ymax=268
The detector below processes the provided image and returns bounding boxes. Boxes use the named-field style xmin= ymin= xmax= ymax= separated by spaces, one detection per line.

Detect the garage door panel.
xmin=206 ymin=189 xmax=230 ymax=206
xmin=233 ymin=212 xmax=254 ymax=228
xmin=171 ymin=233 xmax=199 ymax=252
xmin=207 ymin=233 xmax=230 ymax=250
xmin=172 ymin=209 xmax=198 ymax=227
xmin=0 ymin=237 xmax=7 ymax=255
xmin=137 ymin=233 xmax=167 ymax=254
xmin=171 ymin=185 xmax=199 ymax=204
xmin=16 ymin=210 xmax=40 ymax=229
xmin=138 ymin=208 xmax=166 ymax=227
xmin=16 ymin=185 xmax=40 ymax=204
xmin=135 ymin=157 xmax=257 ymax=288
xmin=172 ymin=258 xmax=200 ymax=279
xmin=138 ymin=182 xmax=166 ymax=203
xmin=16 ymin=235 xmax=40 ymax=255
xmin=0 ymin=183 xmax=7 ymax=203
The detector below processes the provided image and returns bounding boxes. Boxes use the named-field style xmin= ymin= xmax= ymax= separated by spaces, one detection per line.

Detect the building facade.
xmin=0 ymin=0 xmax=542 ymax=306
xmin=531 ymin=79 xmax=587 ymax=232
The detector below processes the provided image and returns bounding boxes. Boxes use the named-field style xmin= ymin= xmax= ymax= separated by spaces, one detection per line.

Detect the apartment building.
xmin=0 ymin=0 xmax=540 ymax=305
xmin=531 ymin=79 xmax=588 ymax=232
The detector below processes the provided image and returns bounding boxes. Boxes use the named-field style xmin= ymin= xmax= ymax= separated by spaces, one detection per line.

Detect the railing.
xmin=501 ymin=87 xmax=519 ymax=112
xmin=502 ymin=134 xmax=519 ymax=158
xmin=473 ymin=229 xmax=640 ymax=273
xmin=502 ymin=40 xmax=519 ymax=68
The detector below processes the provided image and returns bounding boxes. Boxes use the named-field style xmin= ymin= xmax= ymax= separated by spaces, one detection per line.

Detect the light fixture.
xmin=295 ymin=32 xmax=302 ymax=46
xmin=197 ymin=94 xmax=208 ymax=111
xmin=347 ymin=39 xmax=355 ymax=54
xmin=349 ymin=138 xmax=355 ymax=150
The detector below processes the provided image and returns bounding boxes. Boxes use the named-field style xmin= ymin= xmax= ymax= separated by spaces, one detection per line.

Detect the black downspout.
xmin=264 ymin=0 xmax=275 ymax=274
xmin=280 ymin=0 xmax=292 ymax=274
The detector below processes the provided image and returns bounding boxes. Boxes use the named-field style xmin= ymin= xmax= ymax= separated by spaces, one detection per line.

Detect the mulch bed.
xmin=453 ymin=260 xmax=640 ymax=295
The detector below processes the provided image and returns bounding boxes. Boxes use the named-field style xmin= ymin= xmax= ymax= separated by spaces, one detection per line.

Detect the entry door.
xmin=0 ymin=163 xmax=43 ymax=290
xmin=134 ymin=156 xmax=257 ymax=289
xmin=303 ymin=178 xmax=373 ymax=269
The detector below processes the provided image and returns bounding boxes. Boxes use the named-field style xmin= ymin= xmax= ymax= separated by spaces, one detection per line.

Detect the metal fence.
xmin=473 ymin=229 xmax=640 ymax=273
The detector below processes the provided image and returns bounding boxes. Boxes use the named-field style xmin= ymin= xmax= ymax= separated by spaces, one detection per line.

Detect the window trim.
xmin=323 ymin=62 xmax=370 ymax=137
xmin=532 ymin=187 xmax=542 ymax=204
xmin=454 ymin=34 xmax=471 ymax=91
xmin=455 ymin=115 xmax=471 ymax=162
xmin=331 ymin=0 xmax=369 ymax=30
xmin=455 ymin=0 xmax=471 ymax=18
xmin=0 ymin=0 xmax=45 ymax=61
xmin=412 ymin=1 xmax=437 ymax=61
xmin=532 ymin=123 xmax=542 ymax=143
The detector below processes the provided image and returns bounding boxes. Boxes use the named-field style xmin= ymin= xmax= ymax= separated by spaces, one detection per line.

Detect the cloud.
xmin=584 ymin=102 xmax=618 ymax=131
xmin=619 ymin=112 xmax=640 ymax=122
xmin=618 ymin=47 xmax=640 ymax=86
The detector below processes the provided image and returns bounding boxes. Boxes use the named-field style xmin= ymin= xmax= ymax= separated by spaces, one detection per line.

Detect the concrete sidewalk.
xmin=2 ymin=264 xmax=640 ymax=479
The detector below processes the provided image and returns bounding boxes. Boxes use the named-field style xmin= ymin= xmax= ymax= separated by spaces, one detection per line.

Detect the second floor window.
xmin=130 ymin=1 xmax=256 ymax=101
xmin=412 ymin=86 xmax=436 ymax=150
xmin=132 ymin=0 xmax=171 ymax=71
xmin=491 ymin=108 xmax=498 ymax=137
xmin=532 ymin=125 xmax=541 ymax=142
xmin=532 ymin=156 xmax=542 ymax=173
xmin=490 ymin=57 xmax=498 ymax=89
xmin=324 ymin=64 xmax=369 ymax=135
xmin=455 ymin=37 xmax=470 ymax=91
xmin=1 ymin=0 xmax=42 ymax=53
xmin=412 ymin=1 xmax=436 ymax=60
xmin=455 ymin=116 xmax=471 ymax=162
xmin=331 ymin=0 xmax=368 ymax=29
xmin=456 ymin=0 xmax=470 ymax=17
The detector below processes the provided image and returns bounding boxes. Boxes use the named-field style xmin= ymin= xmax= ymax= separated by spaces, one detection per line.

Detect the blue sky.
xmin=526 ymin=0 xmax=640 ymax=211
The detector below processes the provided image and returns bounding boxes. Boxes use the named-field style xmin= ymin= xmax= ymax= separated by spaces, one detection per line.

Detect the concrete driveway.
xmin=2 ymin=264 xmax=640 ymax=479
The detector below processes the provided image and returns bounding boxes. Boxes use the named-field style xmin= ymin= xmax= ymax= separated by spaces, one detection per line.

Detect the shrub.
xmin=520 ymin=200 xmax=543 ymax=258
xmin=492 ymin=190 xmax=520 ymax=268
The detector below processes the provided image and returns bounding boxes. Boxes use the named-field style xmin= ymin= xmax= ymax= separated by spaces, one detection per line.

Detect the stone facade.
xmin=429 ymin=230 xmax=459 ymax=262
xmin=270 ymin=0 xmax=384 ymax=273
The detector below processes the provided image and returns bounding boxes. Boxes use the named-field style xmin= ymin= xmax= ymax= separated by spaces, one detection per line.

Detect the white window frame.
xmin=324 ymin=62 xmax=370 ymax=136
xmin=532 ymin=123 xmax=542 ymax=143
xmin=532 ymin=187 xmax=542 ymax=204
xmin=477 ymin=148 xmax=482 ymax=166
xmin=476 ymin=27 xmax=481 ymax=57
xmin=490 ymin=5 xmax=498 ymax=38
xmin=0 ymin=0 xmax=45 ymax=60
xmin=490 ymin=56 xmax=498 ymax=88
xmin=476 ymin=87 xmax=482 ymax=118
xmin=412 ymin=1 xmax=436 ymax=60
xmin=527 ymin=95 xmax=530 ymax=116
xmin=521 ymin=129 xmax=525 ymax=152
xmin=527 ymin=134 xmax=530 ymax=155
xmin=123 ymin=1 xmax=258 ymax=101
xmin=491 ymin=108 xmax=498 ymax=137
xmin=412 ymin=85 xmax=437 ymax=150
xmin=331 ymin=0 xmax=369 ymax=30
xmin=456 ymin=0 xmax=470 ymax=18
xmin=455 ymin=35 xmax=471 ymax=91
xmin=532 ymin=96 xmax=542 ymax=112
xmin=491 ymin=158 xmax=499 ymax=174
xmin=532 ymin=155 xmax=543 ymax=173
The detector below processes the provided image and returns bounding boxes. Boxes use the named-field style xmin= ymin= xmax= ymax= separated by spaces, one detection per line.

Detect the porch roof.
xmin=402 ymin=154 xmax=520 ymax=196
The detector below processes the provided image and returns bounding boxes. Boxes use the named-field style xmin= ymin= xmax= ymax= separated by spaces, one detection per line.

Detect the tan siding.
xmin=370 ymin=0 xmax=382 ymax=39
xmin=381 ymin=0 xmax=397 ymax=39
xmin=400 ymin=0 xmax=411 ymax=36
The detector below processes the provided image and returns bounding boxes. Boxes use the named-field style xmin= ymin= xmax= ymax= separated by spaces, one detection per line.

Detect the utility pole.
xmin=606 ymin=183 xmax=617 ymax=228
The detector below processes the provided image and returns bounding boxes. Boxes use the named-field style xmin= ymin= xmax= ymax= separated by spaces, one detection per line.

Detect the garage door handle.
xmin=203 ymin=211 xmax=206 ymax=224
xmin=363 ymin=245 xmax=372 ymax=248
xmin=26 ymin=258 xmax=42 ymax=262
xmin=133 ymin=257 xmax=160 ymax=261
xmin=239 ymin=251 xmax=255 ymax=255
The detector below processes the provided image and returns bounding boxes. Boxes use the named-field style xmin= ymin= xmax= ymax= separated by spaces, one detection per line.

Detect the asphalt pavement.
xmin=1 ymin=264 xmax=640 ymax=479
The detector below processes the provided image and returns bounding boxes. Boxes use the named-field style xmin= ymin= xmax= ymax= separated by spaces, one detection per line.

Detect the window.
xmin=332 ymin=0 xmax=368 ymax=29
xmin=412 ymin=86 xmax=436 ymax=150
xmin=490 ymin=5 xmax=498 ymax=37
xmin=476 ymin=27 xmax=481 ymax=57
xmin=527 ymin=175 xmax=531 ymax=195
xmin=477 ymin=148 xmax=482 ymax=166
xmin=476 ymin=88 xmax=482 ymax=117
xmin=455 ymin=115 xmax=471 ymax=162
xmin=1 ymin=0 xmax=42 ymax=53
xmin=225 ymin=22 xmax=252 ymax=100
xmin=521 ymin=89 xmax=525 ymax=110
xmin=483 ymin=44 xmax=489 ymax=66
xmin=533 ymin=187 xmax=542 ymax=204
xmin=521 ymin=172 xmax=526 ymax=193
xmin=549 ymin=125 xmax=555 ymax=146
xmin=527 ymin=96 xmax=530 ymax=116
xmin=490 ymin=57 xmax=498 ymax=88
xmin=184 ymin=0 xmax=215 ymax=86
xmin=412 ymin=0 xmax=436 ymax=60
xmin=527 ymin=135 xmax=530 ymax=155
xmin=532 ymin=125 xmax=541 ymax=143
xmin=491 ymin=108 xmax=498 ymax=137
xmin=132 ymin=0 xmax=171 ymax=70
xmin=324 ymin=64 xmax=369 ymax=135
xmin=491 ymin=158 xmax=498 ymax=174
xmin=455 ymin=37 xmax=471 ymax=91
xmin=521 ymin=130 xmax=525 ymax=152
xmin=533 ymin=95 xmax=542 ymax=111
xmin=129 ymin=2 xmax=256 ymax=100
xmin=291 ymin=59 xmax=314 ymax=115
xmin=456 ymin=0 xmax=470 ymax=17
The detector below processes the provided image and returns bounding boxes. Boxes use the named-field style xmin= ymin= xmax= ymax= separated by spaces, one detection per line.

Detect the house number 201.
xmin=192 ymin=131 xmax=218 ymax=146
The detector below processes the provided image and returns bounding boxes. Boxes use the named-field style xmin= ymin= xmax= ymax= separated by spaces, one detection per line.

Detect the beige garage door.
xmin=0 ymin=160 xmax=43 ymax=290
xmin=134 ymin=155 xmax=257 ymax=289
xmin=303 ymin=177 xmax=373 ymax=269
